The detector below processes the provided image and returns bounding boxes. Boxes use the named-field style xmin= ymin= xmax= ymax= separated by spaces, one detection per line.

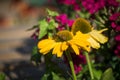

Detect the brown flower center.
xmin=54 ymin=30 xmax=73 ymax=42
xmin=72 ymin=18 xmax=92 ymax=34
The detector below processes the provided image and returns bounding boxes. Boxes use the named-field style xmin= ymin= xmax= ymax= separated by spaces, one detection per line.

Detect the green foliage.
xmin=47 ymin=9 xmax=59 ymax=16
xmin=0 ymin=73 xmax=6 ymax=80
xmin=38 ymin=19 xmax=48 ymax=39
xmin=38 ymin=18 xmax=58 ymax=39
xmin=77 ymin=65 xmax=89 ymax=79
xmin=93 ymin=69 xmax=102 ymax=80
xmin=100 ymin=68 xmax=115 ymax=80
xmin=48 ymin=19 xmax=58 ymax=30
xmin=31 ymin=46 xmax=42 ymax=65
xmin=41 ymin=72 xmax=65 ymax=80
xmin=77 ymin=11 xmax=91 ymax=19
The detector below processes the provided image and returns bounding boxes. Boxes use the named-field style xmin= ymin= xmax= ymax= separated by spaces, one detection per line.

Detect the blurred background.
xmin=0 ymin=0 xmax=58 ymax=80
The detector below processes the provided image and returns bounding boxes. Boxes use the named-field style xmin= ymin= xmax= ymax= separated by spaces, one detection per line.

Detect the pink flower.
xmin=81 ymin=0 xmax=105 ymax=14
xmin=56 ymin=14 xmax=74 ymax=28
xmin=114 ymin=44 xmax=120 ymax=58
xmin=74 ymin=64 xmax=82 ymax=74
xmin=72 ymin=53 xmax=86 ymax=74
xmin=109 ymin=13 xmax=120 ymax=21
xmin=115 ymin=35 xmax=120 ymax=42
xmin=109 ymin=13 xmax=120 ymax=31
xmin=114 ymin=34 xmax=120 ymax=58
xmin=115 ymin=26 xmax=120 ymax=31
xmin=111 ymin=22 xmax=117 ymax=28
xmin=67 ymin=19 xmax=74 ymax=27
xmin=106 ymin=0 xmax=120 ymax=7
xmin=56 ymin=14 xmax=68 ymax=25
xmin=73 ymin=3 xmax=81 ymax=11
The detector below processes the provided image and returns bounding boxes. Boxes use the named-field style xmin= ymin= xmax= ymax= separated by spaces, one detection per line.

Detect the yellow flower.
xmin=38 ymin=30 xmax=90 ymax=57
xmin=72 ymin=18 xmax=108 ymax=49
xmin=88 ymin=29 xmax=108 ymax=49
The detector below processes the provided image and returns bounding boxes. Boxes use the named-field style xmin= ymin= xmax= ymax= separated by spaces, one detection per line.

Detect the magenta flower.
xmin=114 ymin=35 xmax=120 ymax=57
xmin=110 ymin=22 xmax=120 ymax=31
xmin=56 ymin=14 xmax=74 ymax=28
xmin=111 ymin=22 xmax=117 ymax=28
xmin=115 ymin=26 xmax=120 ymax=31
xmin=106 ymin=0 xmax=120 ymax=7
xmin=114 ymin=44 xmax=120 ymax=58
xmin=81 ymin=0 xmax=105 ymax=14
xmin=67 ymin=19 xmax=74 ymax=27
xmin=56 ymin=14 xmax=68 ymax=25
xmin=73 ymin=3 xmax=81 ymax=11
xmin=115 ymin=35 xmax=120 ymax=42
xmin=109 ymin=13 xmax=120 ymax=21
xmin=109 ymin=13 xmax=120 ymax=31
xmin=72 ymin=53 xmax=86 ymax=65
xmin=74 ymin=64 xmax=82 ymax=74
xmin=72 ymin=53 xmax=86 ymax=74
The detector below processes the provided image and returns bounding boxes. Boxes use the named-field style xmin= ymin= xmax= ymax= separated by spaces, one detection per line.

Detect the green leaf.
xmin=47 ymin=9 xmax=59 ymax=16
xmin=41 ymin=74 xmax=50 ymax=80
xmin=93 ymin=69 xmax=102 ymax=80
xmin=41 ymin=72 xmax=65 ymax=80
xmin=0 ymin=73 xmax=6 ymax=80
xmin=31 ymin=46 xmax=42 ymax=65
xmin=38 ymin=19 xmax=48 ymax=39
xmin=52 ymin=72 xmax=61 ymax=80
xmin=48 ymin=32 xmax=53 ymax=38
xmin=31 ymin=46 xmax=38 ymax=55
xmin=48 ymin=19 xmax=58 ymax=30
xmin=100 ymin=68 xmax=115 ymax=80
xmin=77 ymin=11 xmax=91 ymax=19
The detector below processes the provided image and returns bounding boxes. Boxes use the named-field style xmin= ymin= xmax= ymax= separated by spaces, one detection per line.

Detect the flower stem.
xmin=84 ymin=51 xmax=94 ymax=80
xmin=65 ymin=51 xmax=77 ymax=80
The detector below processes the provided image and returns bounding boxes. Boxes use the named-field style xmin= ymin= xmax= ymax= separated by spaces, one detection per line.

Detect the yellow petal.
xmin=74 ymin=31 xmax=90 ymax=40
xmin=52 ymin=43 xmax=60 ymax=54
xmin=39 ymin=50 xmax=49 ymax=55
xmin=40 ymin=41 xmax=56 ymax=53
xmin=61 ymin=42 xmax=68 ymax=51
xmin=87 ymin=37 xmax=100 ymax=49
xmin=71 ymin=39 xmax=90 ymax=52
xmin=52 ymin=42 xmax=63 ymax=56
xmin=98 ymin=28 xmax=108 ymax=33
xmin=38 ymin=39 xmax=54 ymax=48
xmin=69 ymin=42 xmax=80 ymax=55
xmin=57 ymin=50 xmax=63 ymax=57
xmin=89 ymin=30 xmax=108 ymax=44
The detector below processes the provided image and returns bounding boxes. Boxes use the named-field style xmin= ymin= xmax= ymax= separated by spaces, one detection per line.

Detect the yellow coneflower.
xmin=72 ymin=18 xmax=108 ymax=49
xmin=38 ymin=30 xmax=90 ymax=57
